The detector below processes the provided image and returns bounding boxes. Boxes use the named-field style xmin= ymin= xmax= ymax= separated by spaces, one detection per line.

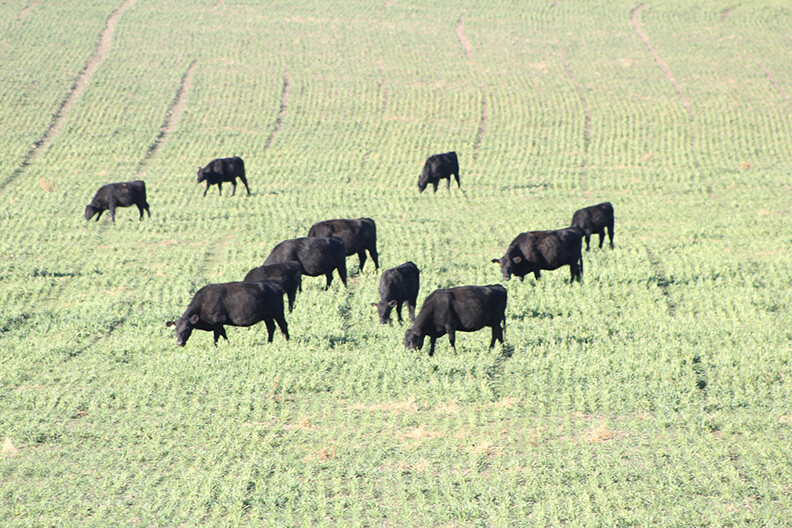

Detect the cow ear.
xmin=388 ymin=300 xmax=398 ymax=307
xmin=188 ymin=314 xmax=200 ymax=324
xmin=491 ymin=258 xmax=500 ymax=264
xmin=513 ymin=256 xmax=522 ymax=263
xmin=370 ymin=302 xmax=378 ymax=308
xmin=165 ymin=320 xmax=175 ymax=329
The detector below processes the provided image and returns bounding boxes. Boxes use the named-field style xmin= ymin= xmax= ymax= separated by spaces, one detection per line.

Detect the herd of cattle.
xmin=84 ymin=152 xmax=615 ymax=355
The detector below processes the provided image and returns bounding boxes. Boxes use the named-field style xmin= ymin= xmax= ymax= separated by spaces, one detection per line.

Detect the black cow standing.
xmin=196 ymin=156 xmax=250 ymax=197
xmin=404 ymin=284 xmax=507 ymax=356
xmin=373 ymin=261 xmax=420 ymax=324
xmin=418 ymin=151 xmax=460 ymax=193
xmin=571 ymin=202 xmax=614 ymax=250
xmin=84 ymin=180 xmax=150 ymax=222
xmin=263 ymin=237 xmax=347 ymax=289
xmin=166 ymin=280 xmax=289 ymax=346
xmin=307 ymin=217 xmax=379 ymax=271
xmin=492 ymin=228 xmax=583 ymax=283
xmin=243 ymin=261 xmax=302 ymax=313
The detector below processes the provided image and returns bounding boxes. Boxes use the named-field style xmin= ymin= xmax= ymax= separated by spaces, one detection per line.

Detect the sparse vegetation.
xmin=1 ymin=0 xmax=791 ymax=525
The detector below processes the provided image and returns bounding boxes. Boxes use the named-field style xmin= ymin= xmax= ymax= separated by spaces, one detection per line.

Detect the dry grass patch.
xmin=399 ymin=424 xmax=442 ymax=440
xmin=2 ymin=438 xmax=19 ymax=457
xmin=350 ymin=397 xmax=418 ymax=414
xmin=582 ymin=420 xmax=627 ymax=443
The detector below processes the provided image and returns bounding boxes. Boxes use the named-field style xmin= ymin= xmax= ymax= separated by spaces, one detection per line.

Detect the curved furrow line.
xmin=748 ymin=54 xmax=789 ymax=104
xmin=262 ymin=72 xmax=291 ymax=152
xmin=631 ymin=4 xmax=698 ymax=165
xmin=16 ymin=1 xmax=40 ymax=25
xmin=0 ymin=0 xmax=138 ymax=193
xmin=136 ymin=60 xmax=197 ymax=174
xmin=552 ymin=34 xmax=592 ymax=170
xmin=455 ymin=15 xmax=487 ymax=164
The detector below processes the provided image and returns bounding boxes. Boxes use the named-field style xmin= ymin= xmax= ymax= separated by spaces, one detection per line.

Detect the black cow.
xmin=404 ymin=284 xmax=507 ymax=356
xmin=307 ymin=217 xmax=379 ymax=271
xmin=372 ymin=261 xmax=420 ymax=324
xmin=84 ymin=180 xmax=150 ymax=222
xmin=492 ymin=228 xmax=583 ymax=283
xmin=571 ymin=202 xmax=614 ymax=251
xmin=196 ymin=156 xmax=250 ymax=197
xmin=166 ymin=280 xmax=288 ymax=346
xmin=263 ymin=237 xmax=347 ymax=289
xmin=418 ymin=151 xmax=460 ymax=193
xmin=243 ymin=261 xmax=302 ymax=313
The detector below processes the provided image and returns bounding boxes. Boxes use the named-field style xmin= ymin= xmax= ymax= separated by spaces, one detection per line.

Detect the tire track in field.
xmin=17 ymin=1 xmax=40 ymax=24
xmin=135 ymin=60 xmax=197 ymax=174
xmin=748 ymin=54 xmax=789 ymax=104
xmin=0 ymin=0 xmax=138 ymax=193
xmin=455 ymin=15 xmax=488 ymax=163
xmin=262 ymin=72 xmax=291 ymax=152
xmin=646 ymin=248 xmax=676 ymax=316
xmin=551 ymin=32 xmax=592 ymax=170
xmin=631 ymin=4 xmax=698 ymax=167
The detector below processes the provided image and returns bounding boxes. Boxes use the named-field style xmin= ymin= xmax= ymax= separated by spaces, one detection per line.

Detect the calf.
xmin=492 ymin=228 xmax=583 ymax=283
xmin=372 ymin=261 xmax=420 ymax=324
xmin=166 ymin=280 xmax=288 ymax=346
xmin=307 ymin=217 xmax=379 ymax=271
xmin=243 ymin=261 xmax=302 ymax=313
xmin=196 ymin=156 xmax=250 ymax=196
xmin=404 ymin=284 xmax=506 ymax=356
xmin=84 ymin=180 xmax=150 ymax=222
xmin=418 ymin=151 xmax=460 ymax=193
xmin=571 ymin=202 xmax=614 ymax=250
xmin=263 ymin=236 xmax=347 ymax=289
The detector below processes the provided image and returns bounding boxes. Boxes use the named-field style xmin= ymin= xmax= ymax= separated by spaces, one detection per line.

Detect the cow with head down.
xmin=196 ymin=156 xmax=250 ymax=197
xmin=571 ymin=202 xmax=614 ymax=251
xmin=372 ymin=261 xmax=420 ymax=324
xmin=418 ymin=151 xmax=460 ymax=193
xmin=492 ymin=228 xmax=583 ymax=283
xmin=404 ymin=284 xmax=506 ymax=356
xmin=166 ymin=280 xmax=288 ymax=346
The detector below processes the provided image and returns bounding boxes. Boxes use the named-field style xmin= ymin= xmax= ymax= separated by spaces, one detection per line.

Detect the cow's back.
xmin=448 ymin=285 xmax=506 ymax=331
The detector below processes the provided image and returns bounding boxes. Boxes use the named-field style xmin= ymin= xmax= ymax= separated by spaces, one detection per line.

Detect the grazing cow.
xmin=372 ymin=261 xmax=420 ymax=324
xmin=404 ymin=284 xmax=507 ymax=356
xmin=196 ymin=156 xmax=250 ymax=197
xmin=307 ymin=217 xmax=379 ymax=271
xmin=418 ymin=151 xmax=460 ymax=193
xmin=492 ymin=228 xmax=583 ymax=283
xmin=243 ymin=261 xmax=302 ymax=313
xmin=166 ymin=280 xmax=288 ymax=346
xmin=571 ymin=202 xmax=614 ymax=250
xmin=84 ymin=180 xmax=150 ymax=222
xmin=263 ymin=237 xmax=347 ymax=289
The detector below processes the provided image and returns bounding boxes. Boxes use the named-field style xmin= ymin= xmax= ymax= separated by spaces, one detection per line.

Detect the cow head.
xmin=417 ymin=173 xmax=429 ymax=193
xmin=84 ymin=205 xmax=98 ymax=221
xmin=372 ymin=299 xmax=398 ymax=324
xmin=404 ymin=327 xmax=425 ymax=350
xmin=492 ymin=255 xmax=521 ymax=281
xmin=196 ymin=167 xmax=207 ymax=184
xmin=166 ymin=313 xmax=200 ymax=346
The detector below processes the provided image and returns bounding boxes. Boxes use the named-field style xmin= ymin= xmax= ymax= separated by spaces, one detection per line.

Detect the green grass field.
xmin=1 ymin=0 xmax=791 ymax=525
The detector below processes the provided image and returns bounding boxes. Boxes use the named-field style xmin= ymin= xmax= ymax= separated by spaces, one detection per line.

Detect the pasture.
xmin=1 ymin=0 xmax=791 ymax=525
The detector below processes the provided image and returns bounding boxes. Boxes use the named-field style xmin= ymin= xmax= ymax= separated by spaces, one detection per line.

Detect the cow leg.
xmin=370 ymin=247 xmax=380 ymax=270
xmin=108 ymin=202 xmax=117 ymax=222
xmin=144 ymin=202 xmax=151 ymax=218
xmin=395 ymin=302 xmax=403 ymax=324
xmin=407 ymin=299 xmax=416 ymax=323
xmin=446 ymin=177 xmax=451 ymax=190
xmin=240 ymin=175 xmax=251 ymax=195
xmin=217 ymin=182 xmax=222 ymax=196
xmin=324 ymin=272 xmax=334 ymax=289
xmin=490 ymin=324 xmax=504 ymax=348
xmin=598 ymin=230 xmax=605 ymax=249
xmin=230 ymin=180 xmax=237 ymax=196
xmin=337 ymin=261 xmax=348 ymax=288
xmin=264 ymin=319 xmax=276 ymax=342
xmin=94 ymin=209 xmax=104 ymax=221
xmin=428 ymin=336 xmax=437 ymax=357
xmin=136 ymin=203 xmax=146 ymax=220
xmin=275 ymin=314 xmax=289 ymax=341
xmin=432 ymin=182 xmax=438 ymax=193
xmin=454 ymin=173 xmax=461 ymax=189
xmin=533 ymin=269 xmax=541 ymax=280
xmin=357 ymin=250 xmax=367 ymax=271
xmin=570 ymin=262 xmax=581 ymax=283
xmin=607 ymin=223 xmax=614 ymax=249
xmin=213 ymin=326 xmax=228 ymax=344
xmin=203 ymin=184 xmax=210 ymax=197
xmin=446 ymin=327 xmax=456 ymax=350
xmin=584 ymin=234 xmax=591 ymax=251
xmin=286 ymin=290 xmax=295 ymax=313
